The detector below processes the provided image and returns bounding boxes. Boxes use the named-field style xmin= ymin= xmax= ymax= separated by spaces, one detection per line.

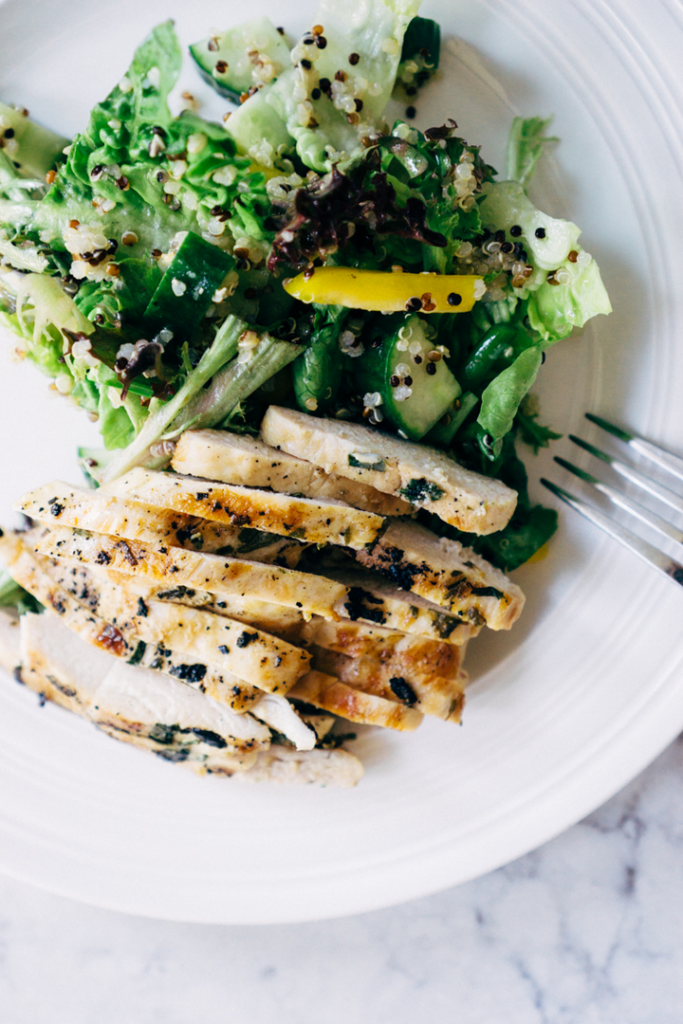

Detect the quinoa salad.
xmin=0 ymin=1 xmax=611 ymax=785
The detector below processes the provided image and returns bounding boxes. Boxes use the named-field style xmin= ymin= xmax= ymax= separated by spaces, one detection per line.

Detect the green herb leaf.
xmin=505 ymin=116 xmax=559 ymax=188
xmin=515 ymin=396 xmax=562 ymax=454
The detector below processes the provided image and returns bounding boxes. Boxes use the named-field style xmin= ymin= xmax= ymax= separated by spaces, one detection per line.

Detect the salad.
xmin=0 ymin=2 xmax=612 ymax=785
xmin=0 ymin=5 xmax=610 ymax=571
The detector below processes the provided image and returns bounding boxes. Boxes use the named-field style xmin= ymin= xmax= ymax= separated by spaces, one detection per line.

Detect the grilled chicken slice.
xmin=290 ymin=670 xmax=423 ymax=732
xmin=248 ymin=692 xmax=317 ymax=751
xmin=93 ymin=571 xmax=308 ymax=635
xmin=260 ymin=406 xmax=517 ymax=534
xmin=34 ymin=552 xmax=317 ymax=747
xmin=238 ymin=746 xmax=364 ymax=787
xmin=103 ymin=467 xmax=384 ymax=550
xmin=97 ymin=568 xmax=476 ymax=661
xmin=33 ymin=526 xmax=348 ymax=619
xmin=6 ymin=539 xmax=310 ymax=697
xmin=297 ymin=712 xmax=336 ymax=743
xmin=355 ymin=520 xmax=525 ymax=630
xmin=16 ymin=481 xmax=305 ymax=567
xmin=20 ymin=612 xmax=270 ymax=761
xmin=172 ymin=429 xmax=411 ymax=516
xmin=297 ymin=617 xmax=466 ymax=687
xmin=18 ymin=611 xmax=347 ymax=776
xmin=4 ymin=542 xmax=265 ymax=710
xmin=5 ymin=604 xmax=352 ymax=775
xmin=311 ymin=647 xmax=467 ymax=722
xmin=33 ymin=551 xmax=310 ymax=694
xmin=326 ymin=566 xmax=478 ymax=645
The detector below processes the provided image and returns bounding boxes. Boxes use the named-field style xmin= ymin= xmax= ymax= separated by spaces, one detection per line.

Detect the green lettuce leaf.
xmin=96 ymin=386 xmax=136 ymax=449
xmin=480 ymin=180 xmax=581 ymax=271
xmin=478 ymin=346 xmax=543 ymax=453
xmin=479 ymin=179 xmax=611 ymax=344
xmin=1 ymin=273 xmax=92 ymax=381
xmin=31 ymin=21 xmax=266 ymax=313
xmin=0 ymin=569 xmax=43 ymax=615
xmin=527 ymin=255 xmax=612 ymax=344
xmin=227 ymin=0 xmax=421 ymax=172
xmin=505 ymin=116 xmax=558 ymax=188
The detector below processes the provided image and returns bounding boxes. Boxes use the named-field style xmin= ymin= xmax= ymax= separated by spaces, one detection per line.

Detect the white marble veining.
xmin=0 ymin=734 xmax=681 ymax=1024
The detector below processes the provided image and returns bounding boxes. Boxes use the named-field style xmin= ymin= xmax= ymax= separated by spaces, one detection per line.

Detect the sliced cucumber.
xmin=77 ymin=446 xmax=116 ymax=487
xmin=400 ymin=17 xmax=441 ymax=67
xmin=144 ymin=231 xmax=234 ymax=342
xmin=0 ymin=101 xmax=69 ymax=179
xmin=190 ymin=17 xmax=291 ymax=104
xmin=426 ymin=392 xmax=478 ymax=447
xmin=394 ymin=17 xmax=441 ymax=102
xmin=356 ymin=314 xmax=461 ymax=441
xmin=222 ymin=82 xmax=293 ymax=159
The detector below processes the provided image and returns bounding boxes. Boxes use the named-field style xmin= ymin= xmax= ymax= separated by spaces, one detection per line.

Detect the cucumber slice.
xmin=400 ymin=17 xmax=441 ymax=67
xmin=223 ymin=82 xmax=293 ymax=159
xmin=425 ymin=392 xmax=478 ymax=447
xmin=394 ymin=17 xmax=441 ymax=102
xmin=357 ymin=314 xmax=461 ymax=441
xmin=77 ymin=446 xmax=116 ymax=487
xmin=0 ymin=101 xmax=69 ymax=179
xmin=190 ymin=17 xmax=291 ymax=103
xmin=144 ymin=231 xmax=234 ymax=341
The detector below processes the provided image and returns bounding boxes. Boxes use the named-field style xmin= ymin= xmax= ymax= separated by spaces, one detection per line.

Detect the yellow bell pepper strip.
xmin=283 ymin=267 xmax=484 ymax=313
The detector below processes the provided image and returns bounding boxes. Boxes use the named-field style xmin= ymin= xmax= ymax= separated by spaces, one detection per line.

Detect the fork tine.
xmin=585 ymin=413 xmax=683 ymax=483
xmin=569 ymin=435 xmax=683 ymax=515
xmin=554 ymin=456 xmax=683 ymax=547
xmin=540 ymin=478 xmax=683 ymax=587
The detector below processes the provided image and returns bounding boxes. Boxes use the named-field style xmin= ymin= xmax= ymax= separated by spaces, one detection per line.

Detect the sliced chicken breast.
xmin=290 ymin=670 xmax=423 ymax=732
xmin=172 ymin=429 xmax=411 ymax=516
xmin=17 ymin=480 xmax=306 ymax=567
xmin=20 ymin=612 xmax=270 ymax=759
xmin=33 ymin=526 xmax=348 ymax=619
xmin=297 ymin=616 xmax=465 ymax=687
xmin=355 ymin=520 xmax=525 ymax=630
xmin=238 ymin=746 xmax=364 ymax=787
xmin=104 ymin=467 xmax=384 ymax=549
xmin=261 ymin=405 xmax=517 ymax=534
xmin=327 ymin=566 xmax=478 ymax=645
xmin=311 ymin=646 xmax=467 ymax=723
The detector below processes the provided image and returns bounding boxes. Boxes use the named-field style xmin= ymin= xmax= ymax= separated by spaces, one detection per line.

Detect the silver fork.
xmin=541 ymin=414 xmax=683 ymax=587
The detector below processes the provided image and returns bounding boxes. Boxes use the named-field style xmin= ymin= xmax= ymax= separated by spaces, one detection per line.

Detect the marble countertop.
xmin=0 ymin=734 xmax=681 ymax=1024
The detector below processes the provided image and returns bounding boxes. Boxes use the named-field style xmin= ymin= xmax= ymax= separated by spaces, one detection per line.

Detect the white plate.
xmin=1 ymin=0 xmax=683 ymax=925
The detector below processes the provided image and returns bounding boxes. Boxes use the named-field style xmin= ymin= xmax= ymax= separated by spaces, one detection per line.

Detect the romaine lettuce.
xmin=478 ymin=346 xmax=543 ymax=455
xmin=527 ymin=255 xmax=612 ymax=343
xmin=505 ymin=116 xmax=558 ymax=188
xmin=226 ymin=0 xmax=421 ymax=172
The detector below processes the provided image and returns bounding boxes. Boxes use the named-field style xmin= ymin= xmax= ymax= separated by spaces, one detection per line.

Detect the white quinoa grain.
xmin=187 ymin=133 xmax=207 ymax=155
xmin=213 ymin=165 xmax=238 ymax=186
xmin=169 ymin=159 xmax=187 ymax=180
